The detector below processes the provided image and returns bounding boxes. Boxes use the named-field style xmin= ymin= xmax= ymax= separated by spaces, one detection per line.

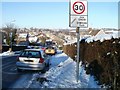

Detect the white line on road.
xmin=1 ymin=55 xmax=17 ymax=59
xmin=0 ymin=65 xmax=18 ymax=75
xmin=2 ymin=63 xmax=15 ymax=70
xmin=0 ymin=61 xmax=16 ymax=68
xmin=26 ymin=76 xmax=35 ymax=88
xmin=10 ymin=67 xmax=17 ymax=71
xmin=10 ymin=73 xmax=35 ymax=88
xmin=2 ymin=71 xmax=18 ymax=75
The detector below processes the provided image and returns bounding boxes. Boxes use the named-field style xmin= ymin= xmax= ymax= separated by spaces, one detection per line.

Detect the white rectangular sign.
xmin=70 ymin=15 xmax=88 ymax=28
xmin=69 ymin=0 xmax=88 ymax=28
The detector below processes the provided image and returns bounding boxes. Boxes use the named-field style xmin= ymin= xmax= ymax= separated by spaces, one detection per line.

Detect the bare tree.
xmin=2 ymin=23 xmax=17 ymax=45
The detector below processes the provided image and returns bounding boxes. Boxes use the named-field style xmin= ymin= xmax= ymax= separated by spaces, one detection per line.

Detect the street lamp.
xmin=10 ymin=32 xmax=12 ymax=52
xmin=9 ymin=20 xmax=15 ymax=52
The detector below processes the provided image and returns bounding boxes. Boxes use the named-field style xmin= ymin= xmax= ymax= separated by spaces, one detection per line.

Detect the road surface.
xmin=1 ymin=55 xmax=39 ymax=89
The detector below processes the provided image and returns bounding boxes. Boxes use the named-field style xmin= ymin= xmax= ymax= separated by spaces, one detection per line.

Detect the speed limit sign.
xmin=73 ymin=2 xmax=85 ymax=14
xmin=70 ymin=0 xmax=87 ymax=15
xmin=69 ymin=0 xmax=88 ymax=28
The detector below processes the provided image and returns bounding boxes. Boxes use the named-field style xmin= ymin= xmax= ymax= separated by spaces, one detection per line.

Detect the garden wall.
xmin=2 ymin=46 xmax=27 ymax=52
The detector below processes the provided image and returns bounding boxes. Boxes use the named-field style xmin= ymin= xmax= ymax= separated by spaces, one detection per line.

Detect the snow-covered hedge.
xmin=63 ymin=38 xmax=120 ymax=89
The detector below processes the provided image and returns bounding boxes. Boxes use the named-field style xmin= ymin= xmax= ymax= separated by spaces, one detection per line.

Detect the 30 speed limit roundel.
xmin=73 ymin=1 xmax=85 ymax=14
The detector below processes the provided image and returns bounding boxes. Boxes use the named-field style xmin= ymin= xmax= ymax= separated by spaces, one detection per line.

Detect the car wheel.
xmin=47 ymin=63 xmax=49 ymax=67
xmin=17 ymin=68 xmax=22 ymax=72
xmin=45 ymin=63 xmax=49 ymax=67
xmin=40 ymin=68 xmax=46 ymax=73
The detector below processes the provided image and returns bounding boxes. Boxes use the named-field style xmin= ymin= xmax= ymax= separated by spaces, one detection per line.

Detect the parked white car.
xmin=16 ymin=49 xmax=49 ymax=72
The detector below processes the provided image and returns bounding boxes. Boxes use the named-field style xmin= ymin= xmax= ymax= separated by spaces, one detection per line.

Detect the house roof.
xmin=89 ymin=30 xmax=100 ymax=36
xmin=80 ymin=29 xmax=100 ymax=36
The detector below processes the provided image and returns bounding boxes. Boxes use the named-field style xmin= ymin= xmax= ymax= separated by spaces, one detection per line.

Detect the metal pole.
xmin=76 ymin=27 xmax=80 ymax=82
xmin=10 ymin=32 xmax=12 ymax=52
xmin=11 ymin=36 xmax=12 ymax=51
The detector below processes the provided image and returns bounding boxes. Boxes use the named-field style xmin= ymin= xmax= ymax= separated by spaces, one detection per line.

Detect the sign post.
xmin=76 ymin=27 xmax=80 ymax=82
xmin=69 ymin=0 xmax=88 ymax=82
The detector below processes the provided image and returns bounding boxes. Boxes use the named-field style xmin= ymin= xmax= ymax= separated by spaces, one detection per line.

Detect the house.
xmin=0 ymin=31 xmax=7 ymax=44
xmin=16 ymin=33 xmax=29 ymax=45
xmin=85 ymin=28 xmax=107 ymax=36
xmin=104 ymin=29 xmax=120 ymax=38
xmin=94 ymin=29 xmax=106 ymax=36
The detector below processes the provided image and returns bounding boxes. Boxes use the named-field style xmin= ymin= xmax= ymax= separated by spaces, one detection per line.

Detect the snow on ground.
xmin=0 ymin=51 xmax=14 ymax=56
xmin=0 ymin=50 xmax=22 ymax=57
xmin=29 ymin=51 xmax=100 ymax=88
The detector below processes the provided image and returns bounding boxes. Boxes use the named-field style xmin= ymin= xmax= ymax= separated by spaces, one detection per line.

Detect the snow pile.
xmin=18 ymin=33 xmax=27 ymax=38
xmin=0 ymin=51 xmax=14 ymax=56
xmin=49 ymin=53 xmax=69 ymax=67
xmin=86 ymin=31 xmax=119 ymax=43
xmin=86 ymin=34 xmax=113 ymax=43
xmin=29 ymin=36 xmax=38 ymax=43
xmin=30 ymin=52 xmax=99 ymax=88
xmin=42 ymin=58 xmax=99 ymax=88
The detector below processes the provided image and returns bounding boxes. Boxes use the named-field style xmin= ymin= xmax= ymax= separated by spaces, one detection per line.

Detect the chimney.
xmin=89 ymin=28 xmax=92 ymax=31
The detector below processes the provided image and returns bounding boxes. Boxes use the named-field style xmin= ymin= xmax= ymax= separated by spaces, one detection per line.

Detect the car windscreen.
xmin=20 ymin=51 xmax=41 ymax=58
xmin=46 ymin=41 xmax=53 ymax=45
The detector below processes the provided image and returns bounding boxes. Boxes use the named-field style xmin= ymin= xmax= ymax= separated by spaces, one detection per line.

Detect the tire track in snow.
xmin=10 ymin=72 xmax=38 ymax=88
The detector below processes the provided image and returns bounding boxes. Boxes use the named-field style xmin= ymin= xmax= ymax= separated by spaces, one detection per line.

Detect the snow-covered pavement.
xmin=0 ymin=51 xmax=22 ymax=59
xmin=0 ymin=51 xmax=14 ymax=57
xmin=29 ymin=51 xmax=100 ymax=88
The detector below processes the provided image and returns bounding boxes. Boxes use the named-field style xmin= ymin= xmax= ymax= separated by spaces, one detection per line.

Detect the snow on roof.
xmin=86 ymin=32 xmax=119 ymax=43
xmin=24 ymin=49 xmax=42 ymax=51
xmin=64 ymin=31 xmax=119 ymax=45
xmin=63 ymin=38 xmax=77 ymax=45
xmin=46 ymin=39 xmax=52 ymax=42
xmin=18 ymin=33 xmax=27 ymax=38
xmin=29 ymin=36 xmax=38 ymax=43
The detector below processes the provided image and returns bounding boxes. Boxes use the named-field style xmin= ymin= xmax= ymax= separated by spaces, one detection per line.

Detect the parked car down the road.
xmin=16 ymin=49 xmax=49 ymax=72
xmin=45 ymin=46 xmax=57 ymax=55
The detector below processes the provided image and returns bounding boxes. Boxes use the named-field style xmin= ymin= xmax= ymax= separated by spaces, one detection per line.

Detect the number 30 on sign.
xmin=69 ymin=0 xmax=88 ymax=28
xmin=70 ymin=0 xmax=87 ymax=16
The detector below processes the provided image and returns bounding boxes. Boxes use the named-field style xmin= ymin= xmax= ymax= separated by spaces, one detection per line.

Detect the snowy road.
xmin=1 ymin=55 xmax=40 ymax=89
xmin=2 ymin=55 xmax=20 ymax=88
xmin=1 ymin=50 xmax=100 ymax=89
